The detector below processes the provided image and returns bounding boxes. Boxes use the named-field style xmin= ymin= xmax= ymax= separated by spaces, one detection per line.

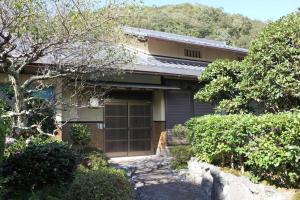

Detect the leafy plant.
xmin=195 ymin=13 xmax=300 ymax=114
xmin=186 ymin=114 xmax=252 ymax=168
xmin=3 ymin=184 xmax=69 ymax=200
xmin=245 ymin=113 xmax=300 ymax=187
xmin=65 ymin=168 xmax=132 ymax=200
xmin=0 ymin=141 xmax=79 ymax=195
xmin=78 ymin=149 xmax=109 ymax=171
xmin=4 ymin=135 xmax=56 ymax=158
xmin=70 ymin=124 xmax=91 ymax=146
xmin=186 ymin=112 xmax=300 ymax=188
xmin=172 ymin=124 xmax=189 ymax=137
xmin=0 ymin=119 xmax=8 ymax=163
xmin=26 ymin=97 xmax=56 ymax=134
xmin=170 ymin=145 xmax=193 ymax=169
xmin=0 ymin=100 xmax=10 ymax=162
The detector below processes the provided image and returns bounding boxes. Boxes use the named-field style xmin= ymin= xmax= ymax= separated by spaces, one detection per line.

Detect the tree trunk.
xmin=8 ymin=74 xmax=26 ymax=136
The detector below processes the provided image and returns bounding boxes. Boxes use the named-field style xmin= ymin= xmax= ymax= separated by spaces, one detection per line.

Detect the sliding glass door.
xmin=105 ymin=103 xmax=152 ymax=157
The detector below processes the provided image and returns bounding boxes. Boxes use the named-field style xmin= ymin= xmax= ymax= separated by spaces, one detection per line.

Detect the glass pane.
xmin=130 ymin=140 xmax=151 ymax=151
xmin=105 ymin=116 xmax=127 ymax=128
xmin=129 ymin=105 xmax=151 ymax=116
xmin=130 ymin=129 xmax=151 ymax=140
xmin=105 ymin=105 xmax=127 ymax=116
xmin=105 ymin=141 xmax=128 ymax=152
xmin=129 ymin=117 xmax=151 ymax=128
xmin=106 ymin=129 xmax=128 ymax=140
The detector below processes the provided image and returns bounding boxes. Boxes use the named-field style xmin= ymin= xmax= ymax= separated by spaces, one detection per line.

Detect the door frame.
xmin=104 ymin=100 xmax=153 ymax=157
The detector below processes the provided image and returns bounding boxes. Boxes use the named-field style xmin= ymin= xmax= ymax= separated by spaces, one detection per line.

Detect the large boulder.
xmin=186 ymin=157 xmax=291 ymax=200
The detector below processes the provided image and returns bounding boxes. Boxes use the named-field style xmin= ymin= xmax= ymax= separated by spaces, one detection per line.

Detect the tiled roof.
xmin=124 ymin=26 xmax=248 ymax=54
xmin=129 ymin=52 xmax=207 ymax=77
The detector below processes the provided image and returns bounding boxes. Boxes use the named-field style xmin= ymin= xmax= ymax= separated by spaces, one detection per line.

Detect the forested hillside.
xmin=126 ymin=3 xmax=266 ymax=48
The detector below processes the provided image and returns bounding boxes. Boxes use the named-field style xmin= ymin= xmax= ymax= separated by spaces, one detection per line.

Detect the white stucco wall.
xmin=152 ymin=90 xmax=165 ymax=121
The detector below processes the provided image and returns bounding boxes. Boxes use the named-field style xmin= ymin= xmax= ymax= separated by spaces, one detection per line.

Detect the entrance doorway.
xmin=104 ymin=103 xmax=152 ymax=157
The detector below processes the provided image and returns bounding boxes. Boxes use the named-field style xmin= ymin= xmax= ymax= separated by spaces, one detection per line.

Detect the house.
xmin=0 ymin=27 xmax=247 ymax=157
xmin=58 ymin=27 xmax=247 ymax=157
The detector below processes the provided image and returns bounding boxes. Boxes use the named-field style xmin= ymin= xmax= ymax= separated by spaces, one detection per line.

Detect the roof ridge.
xmin=123 ymin=26 xmax=248 ymax=54
xmin=124 ymin=26 xmax=226 ymax=45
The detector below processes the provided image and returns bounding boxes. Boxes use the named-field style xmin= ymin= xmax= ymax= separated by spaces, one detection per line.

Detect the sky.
xmin=143 ymin=0 xmax=299 ymax=21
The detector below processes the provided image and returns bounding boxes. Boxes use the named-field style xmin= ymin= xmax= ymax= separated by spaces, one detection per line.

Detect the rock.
xmin=135 ymin=181 xmax=144 ymax=188
xmin=223 ymin=181 xmax=253 ymax=200
xmin=185 ymin=157 xmax=290 ymax=200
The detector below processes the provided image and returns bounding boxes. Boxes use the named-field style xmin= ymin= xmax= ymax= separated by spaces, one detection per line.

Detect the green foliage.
xmin=170 ymin=145 xmax=193 ymax=169
xmin=186 ymin=112 xmax=300 ymax=187
xmin=195 ymin=60 xmax=247 ymax=113
xmin=172 ymin=124 xmax=189 ymax=137
xmin=0 ymin=118 xmax=8 ymax=163
xmin=65 ymin=168 xmax=132 ymax=200
xmin=126 ymin=3 xmax=265 ymax=48
xmin=70 ymin=124 xmax=91 ymax=145
xmin=78 ymin=149 xmax=109 ymax=171
xmin=195 ymin=13 xmax=300 ymax=114
xmin=241 ymin=13 xmax=300 ymax=113
xmin=186 ymin=115 xmax=252 ymax=166
xmin=26 ymin=97 xmax=56 ymax=134
xmin=0 ymin=101 xmax=10 ymax=162
xmin=0 ymin=141 xmax=79 ymax=195
xmin=4 ymin=135 xmax=56 ymax=158
xmin=4 ymin=184 xmax=69 ymax=200
xmin=245 ymin=114 xmax=300 ymax=187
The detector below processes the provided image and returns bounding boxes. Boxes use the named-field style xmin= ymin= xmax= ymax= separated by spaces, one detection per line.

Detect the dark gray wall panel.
xmin=194 ymin=101 xmax=214 ymax=116
xmin=166 ymin=91 xmax=192 ymax=129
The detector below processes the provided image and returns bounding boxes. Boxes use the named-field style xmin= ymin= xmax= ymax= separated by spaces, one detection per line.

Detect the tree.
xmin=195 ymin=13 xmax=300 ymax=114
xmin=194 ymin=60 xmax=248 ymax=113
xmin=125 ymin=3 xmax=265 ymax=48
xmin=241 ymin=13 xmax=300 ymax=113
xmin=0 ymin=0 xmax=134 ymax=136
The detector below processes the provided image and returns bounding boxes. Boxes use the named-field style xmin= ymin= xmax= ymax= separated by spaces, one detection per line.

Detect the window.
xmin=31 ymin=87 xmax=55 ymax=102
xmin=184 ymin=49 xmax=201 ymax=59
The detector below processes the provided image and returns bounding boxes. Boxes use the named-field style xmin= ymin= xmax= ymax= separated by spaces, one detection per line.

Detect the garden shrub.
xmin=170 ymin=145 xmax=193 ymax=169
xmin=0 ymin=119 xmax=6 ymax=162
xmin=245 ymin=113 xmax=300 ymax=187
xmin=4 ymin=135 xmax=56 ymax=158
xmin=65 ymin=167 xmax=132 ymax=200
xmin=2 ymin=184 xmax=68 ymax=200
xmin=0 ymin=100 xmax=10 ymax=162
xmin=186 ymin=114 xmax=254 ymax=168
xmin=0 ymin=141 xmax=79 ymax=194
xmin=78 ymin=149 xmax=109 ymax=171
xmin=70 ymin=123 xmax=91 ymax=145
xmin=186 ymin=112 xmax=300 ymax=187
xmin=172 ymin=124 xmax=189 ymax=137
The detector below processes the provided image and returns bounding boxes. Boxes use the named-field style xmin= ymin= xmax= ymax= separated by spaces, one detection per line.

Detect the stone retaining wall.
xmin=185 ymin=157 xmax=292 ymax=200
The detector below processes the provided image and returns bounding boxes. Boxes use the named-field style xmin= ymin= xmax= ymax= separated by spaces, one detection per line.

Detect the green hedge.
xmin=65 ymin=168 xmax=132 ymax=200
xmin=186 ymin=112 xmax=300 ymax=187
xmin=1 ymin=141 xmax=79 ymax=194
xmin=70 ymin=124 xmax=91 ymax=146
xmin=170 ymin=145 xmax=193 ymax=169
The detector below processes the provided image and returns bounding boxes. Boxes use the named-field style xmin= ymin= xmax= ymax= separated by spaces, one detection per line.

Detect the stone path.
xmin=110 ymin=155 xmax=204 ymax=200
